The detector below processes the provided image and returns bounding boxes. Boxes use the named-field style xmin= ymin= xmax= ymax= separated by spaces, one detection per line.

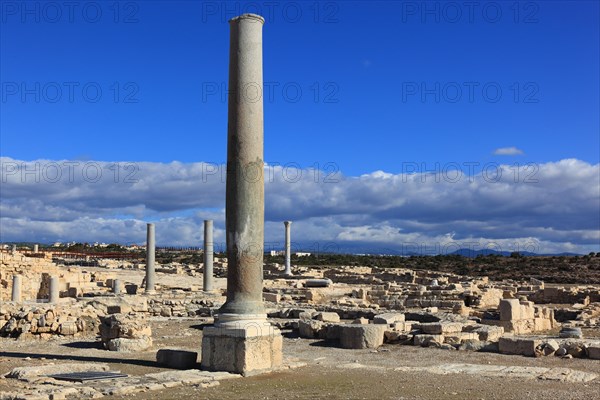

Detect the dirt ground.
xmin=1 ymin=318 xmax=599 ymax=400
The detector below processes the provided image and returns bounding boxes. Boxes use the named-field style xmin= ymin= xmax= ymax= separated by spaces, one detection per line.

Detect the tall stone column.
xmin=203 ymin=220 xmax=214 ymax=292
xmin=49 ymin=276 xmax=59 ymax=303
xmin=202 ymin=13 xmax=282 ymax=376
xmin=11 ymin=275 xmax=22 ymax=302
xmin=283 ymin=221 xmax=292 ymax=276
xmin=33 ymin=244 xmax=39 ymax=253
xmin=11 ymin=244 xmax=16 ymax=254
xmin=145 ymin=223 xmax=156 ymax=293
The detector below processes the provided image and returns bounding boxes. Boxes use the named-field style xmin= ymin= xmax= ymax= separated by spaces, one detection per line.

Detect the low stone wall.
xmin=147 ymin=295 xmax=218 ymax=317
xmin=0 ymin=251 xmax=114 ymax=301
xmin=0 ymin=300 xmax=99 ymax=339
xmin=481 ymin=299 xmax=556 ymax=334
xmin=529 ymin=287 xmax=600 ymax=305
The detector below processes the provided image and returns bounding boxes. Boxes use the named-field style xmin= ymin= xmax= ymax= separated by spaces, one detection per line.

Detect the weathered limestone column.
xmin=283 ymin=221 xmax=292 ymax=276
xmin=113 ymin=279 xmax=123 ymax=295
xmin=11 ymin=244 xmax=16 ymax=254
xmin=203 ymin=220 xmax=214 ymax=292
xmin=49 ymin=276 xmax=59 ymax=303
xmin=11 ymin=275 xmax=22 ymax=302
xmin=202 ymin=13 xmax=282 ymax=376
xmin=145 ymin=223 xmax=156 ymax=293
xmin=220 ymin=13 xmax=266 ymax=320
xmin=33 ymin=244 xmax=39 ymax=253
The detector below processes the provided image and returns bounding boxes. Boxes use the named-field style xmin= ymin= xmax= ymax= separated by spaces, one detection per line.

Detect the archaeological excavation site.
xmin=2 ymin=229 xmax=600 ymax=400
xmin=2 ymin=5 xmax=600 ymax=400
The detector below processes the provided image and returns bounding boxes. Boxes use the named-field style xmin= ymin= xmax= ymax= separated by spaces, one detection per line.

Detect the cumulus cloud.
xmin=0 ymin=157 xmax=598 ymax=254
xmin=494 ymin=146 xmax=524 ymax=156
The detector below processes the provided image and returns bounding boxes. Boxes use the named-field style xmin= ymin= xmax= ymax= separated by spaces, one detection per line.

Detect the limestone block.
xmin=156 ymin=349 xmax=198 ymax=369
xmin=305 ymin=290 xmax=324 ymax=303
xmin=325 ymin=324 xmax=343 ymax=340
xmin=384 ymin=331 xmax=413 ymax=345
xmin=58 ymin=322 xmax=77 ymax=335
xmin=340 ymin=325 xmax=386 ymax=349
xmin=520 ymin=302 xmax=535 ymax=320
xmin=373 ymin=313 xmax=405 ymax=325
xmin=282 ymin=308 xmax=316 ymax=319
xmin=263 ymin=292 xmax=280 ymax=303
xmin=498 ymin=337 xmax=542 ymax=357
xmin=298 ymin=311 xmax=315 ymax=320
xmin=458 ymin=340 xmax=499 ymax=352
xmin=391 ymin=321 xmax=413 ymax=332
xmin=421 ymin=322 xmax=463 ymax=335
xmin=472 ymin=325 xmax=504 ymax=342
xmin=107 ymin=304 xmax=132 ymax=314
xmin=588 ymin=345 xmax=600 ymax=360
xmin=414 ymin=334 xmax=444 ymax=347
xmin=298 ymin=319 xmax=325 ymax=339
xmin=499 ymin=299 xmax=521 ymax=321
xmin=444 ymin=332 xmax=479 ymax=345
xmin=107 ymin=337 xmax=152 ymax=352
xmin=315 ymin=312 xmax=340 ymax=323
xmin=540 ymin=339 xmax=560 ymax=356
xmin=533 ymin=317 xmax=552 ymax=332
xmin=100 ymin=313 xmax=152 ymax=341
xmin=200 ymin=324 xmax=282 ymax=376
xmin=563 ymin=341 xmax=587 ymax=358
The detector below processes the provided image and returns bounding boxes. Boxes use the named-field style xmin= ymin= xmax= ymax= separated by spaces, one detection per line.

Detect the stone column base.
xmin=201 ymin=322 xmax=282 ymax=376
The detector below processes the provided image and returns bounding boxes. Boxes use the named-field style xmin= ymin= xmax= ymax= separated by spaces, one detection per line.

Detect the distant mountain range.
xmin=3 ymin=242 xmax=583 ymax=257
xmin=287 ymin=243 xmax=583 ymax=257
xmin=294 ymin=244 xmax=583 ymax=257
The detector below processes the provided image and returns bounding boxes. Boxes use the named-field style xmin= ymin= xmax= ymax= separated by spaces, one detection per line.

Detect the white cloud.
xmin=1 ymin=157 xmax=598 ymax=254
xmin=494 ymin=146 xmax=524 ymax=156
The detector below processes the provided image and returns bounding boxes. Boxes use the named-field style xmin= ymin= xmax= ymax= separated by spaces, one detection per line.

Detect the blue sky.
xmin=1 ymin=1 xmax=599 ymax=253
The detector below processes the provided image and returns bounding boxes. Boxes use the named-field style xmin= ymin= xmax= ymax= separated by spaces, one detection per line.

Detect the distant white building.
xmin=268 ymin=250 xmax=311 ymax=257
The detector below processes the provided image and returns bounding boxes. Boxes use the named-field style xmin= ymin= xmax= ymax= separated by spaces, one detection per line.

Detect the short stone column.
xmin=203 ymin=220 xmax=214 ymax=292
xmin=201 ymin=13 xmax=282 ymax=376
xmin=145 ymin=223 xmax=156 ymax=293
xmin=11 ymin=275 xmax=22 ymax=302
xmin=283 ymin=221 xmax=292 ymax=276
xmin=33 ymin=244 xmax=39 ymax=253
xmin=49 ymin=276 xmax=59 ymax=303
xmin=113 ymin=279 xmax=123 ymax=295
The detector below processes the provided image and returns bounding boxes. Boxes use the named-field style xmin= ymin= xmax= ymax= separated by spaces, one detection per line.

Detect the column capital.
xmin=229 ymin=13 xmax=265 ymax=24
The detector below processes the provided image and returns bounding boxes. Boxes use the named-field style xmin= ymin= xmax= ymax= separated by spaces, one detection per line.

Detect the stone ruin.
xmin=2 ymin=247 xmax=599 ymax=363
xmin=1 ymin=11 xmax=599 ymax=400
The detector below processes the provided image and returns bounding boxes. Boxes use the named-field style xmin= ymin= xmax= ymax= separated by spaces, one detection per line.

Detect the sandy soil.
xmin=1 ymin=318 xmax=599 ymax=400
